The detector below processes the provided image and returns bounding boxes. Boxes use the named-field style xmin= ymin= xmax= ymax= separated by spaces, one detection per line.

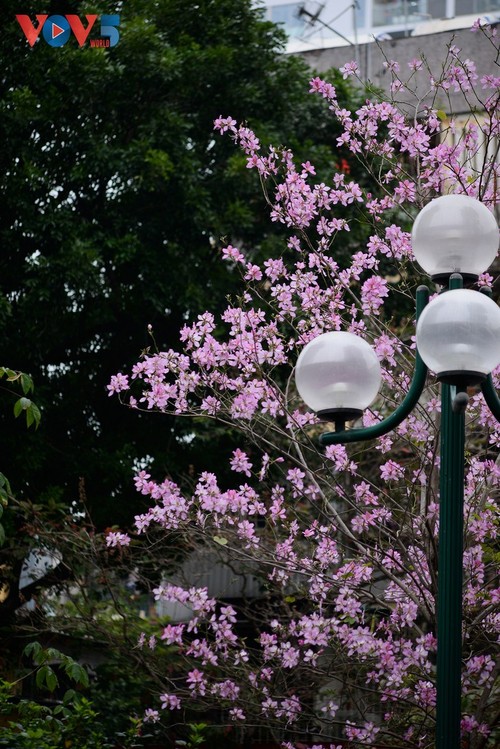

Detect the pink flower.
xmin=222 ymin=245 xmax=245 ymax=263
xmin=276 ymin=695 xmax=301 ymax=723
xmin=107 ymin=373 xmax=129 ymax=395
xmin=105 ymin=531 xmax=131 ymax=548
xmin=408 ymin=58 xmax=423 ymax=71
xmin=186 ymin=669 xmax=206 ymax=696
xmin=309 ymin=77 xmax=337 ymax=101
xmin=301 ymin=160 xmax=316 ymax=175
xmin=414 ymin=680 xmax=436 ymax=707
xmin=230 ymin=448 xmax=253 ymax=477
xmin=361 ymin=276 xmax=389 ymax=315
xmin=237 ymin=519 xmax=259 ymax=549
xmin=213 ymin=115 xmax=237 ymax=134
xmin=380 ymin=460 xmax=404 ymax=481
xmin=244 ymin=263 xmax=263 ymax=281
xmin=339 ymin=60 xmax=359 ymax=79
xmin=161 ymin=624 xmax=184 ymax=645
xmin=383 ymin=60 xmax=400 ymax=73
xmin=160 ymin=693 xmax=181 ymax=710
xmin=212 ymin=679 xmax=240 ymax=700
xmin=229 ymin=707 xmax=246 ymax=721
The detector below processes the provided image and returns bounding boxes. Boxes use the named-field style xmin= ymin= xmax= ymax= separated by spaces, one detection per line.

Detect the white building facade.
xmin=263 ymin=1 xmax=500 ymax=51
xmin=260 ymin=0 xmax=500 ymax=120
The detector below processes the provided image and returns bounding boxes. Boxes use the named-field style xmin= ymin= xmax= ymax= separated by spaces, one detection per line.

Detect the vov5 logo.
xmin=16 ymin=14 xmax=120 ymax=48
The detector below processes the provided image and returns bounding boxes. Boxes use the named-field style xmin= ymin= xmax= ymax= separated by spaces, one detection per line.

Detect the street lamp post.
xmin=295 ymin=195 xmax=500 ymax=749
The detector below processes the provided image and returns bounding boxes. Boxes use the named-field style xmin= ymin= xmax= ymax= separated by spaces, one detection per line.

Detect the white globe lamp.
xmin=295 ymin=331 xmax=382 ymax=429
xmin=416 ymin=289 xmax=500 ymax=386
xmin=412 ymin=195 xmax=498 ymax=284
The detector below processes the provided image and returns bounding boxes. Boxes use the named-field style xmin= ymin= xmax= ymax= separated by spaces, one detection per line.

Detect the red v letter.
xmin=15 ymin=15 xmax=48 ymax=47
xmin=66 ymin=15 xmax=98 ymax=47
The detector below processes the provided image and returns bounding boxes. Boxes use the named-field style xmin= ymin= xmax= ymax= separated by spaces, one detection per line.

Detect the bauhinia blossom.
xmin=109 ymin=30 xmax=500 ymax=749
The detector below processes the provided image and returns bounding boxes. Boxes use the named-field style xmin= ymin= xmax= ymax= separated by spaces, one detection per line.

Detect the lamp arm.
xmin=320 ymin=285 xmax=429 ymax=446
xmin=480 ymin=374 xmax=500 ymax=423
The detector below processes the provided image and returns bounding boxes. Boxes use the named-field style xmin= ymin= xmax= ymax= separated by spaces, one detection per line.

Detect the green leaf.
xmin=0 ymin=523 xmax=5 ymax=547
xmin=35 ymin=663 xmax=59 ymax=691
xmin=63 ymin=689 xmax=77 ymax=705
xmin=13 ymin=397 xmax=40 ymax=429
xmin=45 ymin=668 xmax=58 ymax=692
xmin=59 ymin=657 xmax=89 ymax=688
xmin=36 ymin=665 xmax=48 ymax=689
xmin=27 ymin=402 xmax=41 ymax=429
xmin=2 ymin=369 xmax=18 ymax=382
xmin=213 ymin=535 xmax=228 ymax=546
xmin=13 ymin=397 xmax=31 ymax=418
xmin=437 ymin=109 xmax=448 ymax=121
xmin=20 ymin=373 xmax=33 ymax=395
xmin=75 ymin=665 xmax=89 ymax=688
xmin=23 ymin=641 xmax=42 ymax=660
xmin=31 ymin=403 xmax=42 ymax=429
xmin=0 ymin=473 xmax=12 ymax=505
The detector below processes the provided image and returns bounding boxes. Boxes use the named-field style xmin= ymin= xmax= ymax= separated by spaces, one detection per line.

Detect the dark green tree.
xmin=0 ymin=0 xmax=365 ymax=524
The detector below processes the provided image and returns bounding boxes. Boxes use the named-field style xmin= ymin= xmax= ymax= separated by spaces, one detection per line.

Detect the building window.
xmin=373 ymin=0 xmax=446 ymax=27
xmin=356 ymin=0 xmax=368 ymax=30
xmin=269 ymin=3 xmax=307 ymax=38
xmin=455 ymin=0 xmax=500 ymax=14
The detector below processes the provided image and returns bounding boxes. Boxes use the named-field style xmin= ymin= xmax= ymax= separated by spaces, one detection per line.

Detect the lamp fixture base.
xmin=437 ymin=370 xmax=486 ymax=387
xmin=431 ymin=272 xmax=478 ymax=287
xmin=316 ymin=408 xmax=363 ymax=432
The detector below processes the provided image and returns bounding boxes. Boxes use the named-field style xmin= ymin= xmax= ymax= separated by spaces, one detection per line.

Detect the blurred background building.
xmin=262 ymin=1 xmax=500 ymax=100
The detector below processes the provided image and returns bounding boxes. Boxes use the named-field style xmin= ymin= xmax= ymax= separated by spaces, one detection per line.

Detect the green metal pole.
xmin=436 ymin=381 xmax=465 ymax=749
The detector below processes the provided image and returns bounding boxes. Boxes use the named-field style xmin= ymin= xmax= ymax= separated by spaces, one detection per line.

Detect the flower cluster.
xmin=112 ymin=34 xmax=500 ymax=749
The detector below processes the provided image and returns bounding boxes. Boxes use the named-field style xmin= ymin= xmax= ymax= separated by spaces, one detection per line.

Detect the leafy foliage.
xmin=0 ymin=0 xmax=365 ymax=526
xmin=0 ymin=644 xmax=125 ymax=748
xmin=0 ymin=368 xmax=40 ymax=430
